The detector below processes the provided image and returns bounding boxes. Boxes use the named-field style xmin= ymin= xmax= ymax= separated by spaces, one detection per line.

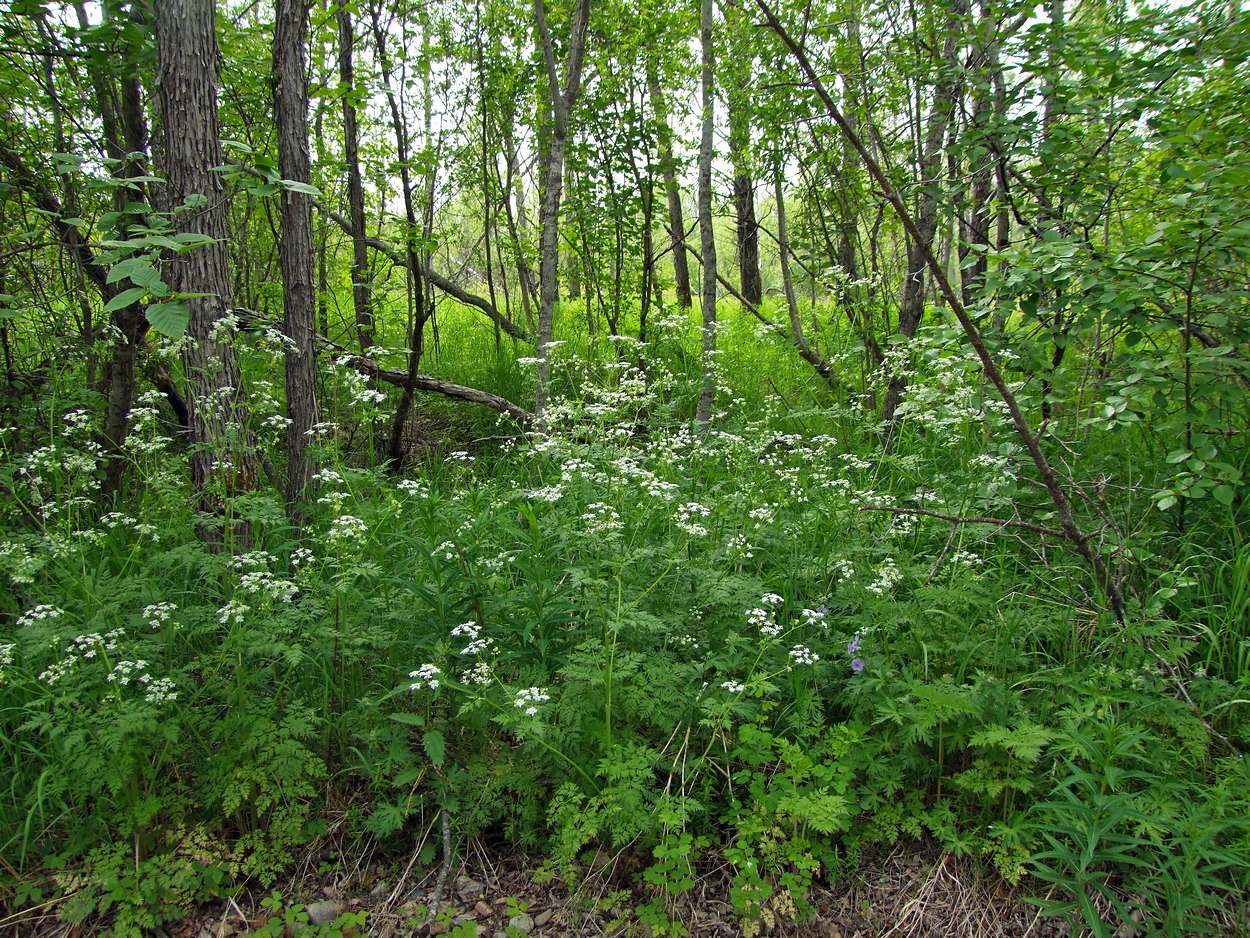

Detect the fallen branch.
xmin=345 ymin=353 xmax=534 ymax=426
xmin=857 ymin=504 xmax=1069 ymax=539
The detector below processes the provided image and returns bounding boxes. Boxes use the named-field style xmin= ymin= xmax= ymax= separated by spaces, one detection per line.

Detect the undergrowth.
xmin=0 ymin=302 xmax=1246 ymax=937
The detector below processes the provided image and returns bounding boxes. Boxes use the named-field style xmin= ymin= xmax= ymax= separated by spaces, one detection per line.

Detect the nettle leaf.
xmin=423 ymin=729 xmax=446 ymax=767
xmin=145 ymin=300 xmax=189 ymax=338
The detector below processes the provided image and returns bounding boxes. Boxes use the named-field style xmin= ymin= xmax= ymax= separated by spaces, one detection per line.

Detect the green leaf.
xmin=145 ymin=300 xmax=189 ymax=338
xmin=171 ymin=232 xmax=217 ymax=247
xmin=103 ymin=286 xmax=148 ymax=312
xmin=107 ymin=258 xmax=148 ymax=284
xmin=388 ymin=712 xmax=425 ymax=727
xmin=423 ymin=729 xmax=446 ymax=767
xmin=1213 ymin=485 xmax=1235 ymax=506
xmin=280 ymin=179 xmax=321 ymax=196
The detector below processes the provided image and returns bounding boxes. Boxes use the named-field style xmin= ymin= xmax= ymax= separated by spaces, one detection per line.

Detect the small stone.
xmin=454 ymin=913 xmax=477 ymax=926
xmin=306 ymin=900 xmax=341 ymax=926
xmin=507 ymin=913 xmax=534 ymax=933
xmin=532 ymin=910 xmax=552 ymax=928
xmin=370 ymin=880 xmax=390 ymax=898
xmin=457 ymin=877 xmax=485 ymax=902
xmin=474 ymin=901 xmax=493 ymax=918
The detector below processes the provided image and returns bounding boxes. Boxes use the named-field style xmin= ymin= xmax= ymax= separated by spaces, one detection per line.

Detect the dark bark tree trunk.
xmin=366 ymin=1 xmax=434 ymax=468
xmin=647 ymin=63 xmax=692 ymax=309
xmin=880 ymin=0 xmax=967 ymax=426
xmin=154 ymin=0 xmax=259 ymax=525
xmin=67 ymin=2 xmax=153 ymax=500
xmin=273 ymin=0 xmax=320 ymax=511
xmin=532 ymin=0 xmax=590 ymax=421
xmin=337 ymin=2 xmax=377 ymax=353
xmin=694 ymin=0 xmax=718 ymax=433
xmin=725 ymin=0 xmax=761 ymax=307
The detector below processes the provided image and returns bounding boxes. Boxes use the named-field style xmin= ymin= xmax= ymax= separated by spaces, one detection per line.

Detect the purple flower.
xmin=851 ymin=657 xmax=865 ymax=672
xmin=847 ymin=633 xmax=861 ymax=656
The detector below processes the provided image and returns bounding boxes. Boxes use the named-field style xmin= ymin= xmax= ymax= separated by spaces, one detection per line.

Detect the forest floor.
xmin=10 ymin=842 xmax=1082 ymax=938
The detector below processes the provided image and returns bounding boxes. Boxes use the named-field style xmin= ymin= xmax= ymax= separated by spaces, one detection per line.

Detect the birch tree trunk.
xmin=532 ymin=0 xmax=590 ymax=421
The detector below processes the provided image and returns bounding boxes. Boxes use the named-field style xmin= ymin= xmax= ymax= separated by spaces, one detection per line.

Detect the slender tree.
xmin=532 ymin=0 xmax=591 ymax=420
xmin=694 ymin=0 xmax=717 ymax=432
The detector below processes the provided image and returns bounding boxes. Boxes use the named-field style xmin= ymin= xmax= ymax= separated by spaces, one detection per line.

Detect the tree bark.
xmin=694 ymin=0 xmax=718 ymax=433
xmin=154 ymin=0 xmax=260 ymax=527
xmin=274 ymin=0 xmax=320 ymax=511
xmin=647 ymin=62 xmax=692 ymax=309
xmin=337 ymin=2 xmax=377 ymax=353
xmin=881 ymin=0 xmax=967 ymax=425
xmin=532 ymin=0 xmax=590 ymax=421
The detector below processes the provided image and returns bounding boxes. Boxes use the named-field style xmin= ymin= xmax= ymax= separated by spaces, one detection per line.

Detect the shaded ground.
xmin=5 ymin=843 xmax=1087 ymax=938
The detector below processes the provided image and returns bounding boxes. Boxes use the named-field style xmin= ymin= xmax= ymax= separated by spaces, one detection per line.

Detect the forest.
xmin=0 ymin=0 xmax=1247 ymax=934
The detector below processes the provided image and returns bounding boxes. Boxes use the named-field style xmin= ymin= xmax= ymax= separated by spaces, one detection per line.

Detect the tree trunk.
xmin=367 ymin=2 xmax=434 ymax=468
xmin=337 ymin=2 xmax=377 ymax=353
xmin=274 ymin=0 xmax=320 ymax=511
xmin=647 ymin=63 xmax=692 ymax=309
xmin=532 ymin=0 xmax=590 ymax=421
xmin=694 ymin=0 xmax=718 ymax=433
xmin=154 ymin=0 xmax=259 ymax=527
xmin=880 ymin=0 xmax=967 ymax=426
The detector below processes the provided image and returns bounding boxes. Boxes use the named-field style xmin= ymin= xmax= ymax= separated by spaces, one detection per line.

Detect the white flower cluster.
xmin=802 ymin=608 xmax=828 ymax=629
xmin=217 ymin=600 xmax=249 ymax=625
xmin=789 ymin=644 xmax=820 ymax=665
xmin=513 ymin=686 xmax=550 ymax=717
xmin=747 ymin=606 xmax=781 ymax=637
xmin=460 ymin=661 xmax=492 ymax=685
xmin=305 ymin=421 xmax=339 ymax=438
xmin=830 ymin=559 xmax=856 ymax=581
xmin=720 ymin=680 xmax=745 ymax=694
xmin=675 ymin=502 xmax=711 ymax=537
xmin=528 ymin=485 xmax=563 ymax=503
xmin=866 ymin=559 xmax=902 ymax=596
xmin=396 ymin=479 xmax=429 ymax=497
xmin=0 ymin=540 xmax=41 ymax=585
xmin=239 ymin=570 xmax=299 ymax=603
xmin=291 ymin=547 xmax=315 ymax=568
xmin=38 ymin=629 xmax=125 ymax=685
xmin=409 ymin=664 xmax=441 ymax=691
xmin=143 ymin=602 xmax=176 ymax=630
xmin=232 ymin=550 xmax=277 ymax=571
xmin=581 ymin=503 xmax=623 ymax=536
xmin=726 ymin=534 xmax=754 ymax=558
xmin=748 ymin=504 xmax=777 ymax=524
xmin=106 ymin=658 xmax=148 ymax=685
xmin=17 ymin=604 xmax=63 ymax=628
xmin=106 ymin=659 xmax=178 ymax=704
xmin=328 ymin=515 xmax=367 ymax=542
xmin=451 ymin=621 xmax=492 ymax=657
